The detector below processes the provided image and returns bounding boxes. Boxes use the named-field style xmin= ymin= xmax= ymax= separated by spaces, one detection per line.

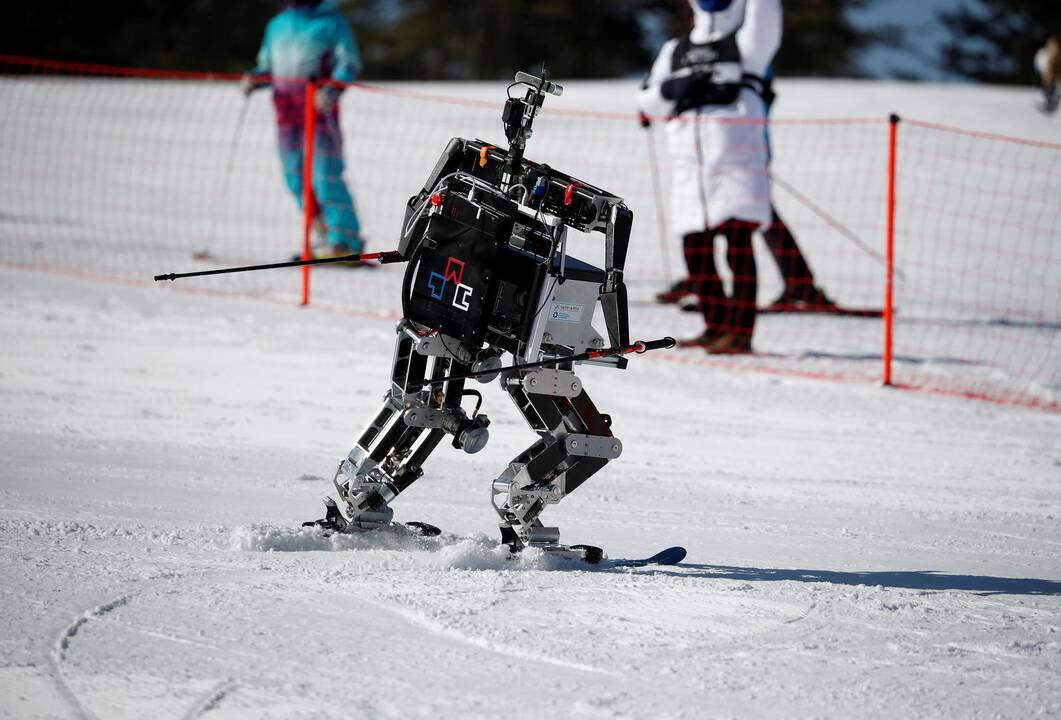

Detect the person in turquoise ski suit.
xmin=244 ymin=0 xmax=363 ymax=254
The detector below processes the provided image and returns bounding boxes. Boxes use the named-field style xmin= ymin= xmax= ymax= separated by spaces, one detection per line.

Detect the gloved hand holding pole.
xmin=240 ymin=73 xmax=271 ymax=96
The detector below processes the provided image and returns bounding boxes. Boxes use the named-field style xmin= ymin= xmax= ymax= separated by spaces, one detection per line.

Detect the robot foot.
xmin=303 ymin=497 xmax=442 ymax=538
xmin=500 ymin=525 xmax=605 ymax=564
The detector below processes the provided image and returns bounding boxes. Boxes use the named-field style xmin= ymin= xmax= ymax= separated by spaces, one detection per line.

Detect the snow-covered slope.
xmin=1 ymin=77 xmax=1059 ymax=719
xmin=2 ymin=264 xmax=1059 ymax=719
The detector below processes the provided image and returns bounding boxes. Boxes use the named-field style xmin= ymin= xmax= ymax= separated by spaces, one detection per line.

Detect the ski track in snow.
xmin=351 ymin=590 xmax=616 ymax=677
xmin=51 ymin=595 xmax=132 ymax=720
xmin=32 ymin=549 xmax=250 ymax=720
xmin=181 ymin=680 xmax=236 ymax=720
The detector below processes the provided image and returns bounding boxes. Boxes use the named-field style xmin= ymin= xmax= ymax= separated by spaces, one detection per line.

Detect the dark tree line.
xmin=771 ymin=0 xmax=901 ymax=77
xmin=1 ymin=0 xmax=276 ymax=72
xmin=353 ymin=0 xmax=900 ymax=80
xmin=938 ymin=0 xmax=1061 ymax=83
xmin=348 ymin=0 xmax=652 ymax=80
xmin=4 ymin=0 xmax=1053 ymax=84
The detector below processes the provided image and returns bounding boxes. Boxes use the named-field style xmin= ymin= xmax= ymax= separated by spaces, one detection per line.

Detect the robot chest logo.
xmin=427 ymin=257 xmax=474 ymax=312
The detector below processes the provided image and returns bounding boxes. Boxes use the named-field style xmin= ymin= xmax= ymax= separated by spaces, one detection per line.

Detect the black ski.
xmin=670 ymin=301 xmax=884 ymax=318
xmin=403 ymin=521 xmax=442 ymax=537
xmin=608 ymin=546 xmax=687 ymax=568
xmin=303 ymin=520 xmax=442 ymax=538
xmin=570 ymin=544 xmax=687 ymax=567
xmin=759 ymin=303 xmax=884 ymax=318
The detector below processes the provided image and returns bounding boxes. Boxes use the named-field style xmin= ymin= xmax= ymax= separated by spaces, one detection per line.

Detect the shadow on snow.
xmin=614 ymin=563 xmax=1061 ymax=596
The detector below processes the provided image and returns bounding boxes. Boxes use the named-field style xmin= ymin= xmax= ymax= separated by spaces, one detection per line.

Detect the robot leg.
xmin=306 ymin=320 xmax=490 ymax=532
xmin=491 ymin=367 xmax=621 ymax=554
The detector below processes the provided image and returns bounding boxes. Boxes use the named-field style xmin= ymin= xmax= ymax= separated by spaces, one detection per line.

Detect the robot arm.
xmin=601 ymin=204 xmax=632 ymax=348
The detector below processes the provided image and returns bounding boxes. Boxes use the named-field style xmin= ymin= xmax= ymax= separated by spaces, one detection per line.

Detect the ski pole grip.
xmin=636 ymin=337 xmax=677 ymax=353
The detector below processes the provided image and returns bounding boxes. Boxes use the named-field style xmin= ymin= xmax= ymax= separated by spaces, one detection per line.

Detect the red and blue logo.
xmin=427 ymin=257 xmax=473 ymax=312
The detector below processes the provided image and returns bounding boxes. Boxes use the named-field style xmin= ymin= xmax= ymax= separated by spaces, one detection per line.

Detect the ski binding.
xmin=302 ymin=497 xmax=441 ymax=537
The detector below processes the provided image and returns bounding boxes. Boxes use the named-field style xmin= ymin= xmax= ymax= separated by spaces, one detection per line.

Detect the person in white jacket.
xmin=638 ymin=0 xmax=781 ymax=353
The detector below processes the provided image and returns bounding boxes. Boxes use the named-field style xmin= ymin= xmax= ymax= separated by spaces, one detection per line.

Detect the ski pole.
xmin=154 ymin=250 xmax=405 ymax=282
xmin=200 ymin=85 xmax=261 ymax=254
xmin=769 ymin=171 xmax=906 ymax=282
xmin=425 ymin=337 xmax=678 ymax=385
xmin=640 ymin=114 xmax=673 ymax=285
xmin=215 ymin=95 xmax=251 ymax=215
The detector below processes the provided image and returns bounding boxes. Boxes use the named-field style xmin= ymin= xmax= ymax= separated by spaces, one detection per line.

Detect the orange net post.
xmin=883 ymin=114 xmax=899 ymax=387
xmin=887 ymin=120 xmax=1060 ymax=410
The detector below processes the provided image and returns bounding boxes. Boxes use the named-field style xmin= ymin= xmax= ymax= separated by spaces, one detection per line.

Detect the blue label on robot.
xmin=427 ymin=271 xmax=447 ymax=301
xmin=424 ymin=257 xmax=473 ymax=312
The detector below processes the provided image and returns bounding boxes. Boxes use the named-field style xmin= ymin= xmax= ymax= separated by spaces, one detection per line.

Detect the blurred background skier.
xmin=638 ymin=0 xmax=782 ymax=354
xmin=243 ymin=0 xmax=364 ymax=259
xmin=1034 ymin=35 xmax=1060 ymax=114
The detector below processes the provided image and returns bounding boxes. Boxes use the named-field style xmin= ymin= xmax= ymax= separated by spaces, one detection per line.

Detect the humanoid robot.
xmin=156 ymin=70 xmax=673 ymax=562
xmin=304 ymin=71 xmax=671 ymax=560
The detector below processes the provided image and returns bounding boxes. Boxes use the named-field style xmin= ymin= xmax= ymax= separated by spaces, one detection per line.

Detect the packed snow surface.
xmin=1 ymin=78 xmax=1060 ymax=719
xmin=2 ymin=267 xmax=1060 ymax=719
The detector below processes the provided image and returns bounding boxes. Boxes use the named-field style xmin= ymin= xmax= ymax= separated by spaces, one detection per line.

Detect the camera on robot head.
xmin=397 ymin=67 xmax=634 ymax=378
xmin=502 ymin=70 xmax=563 ymax=151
